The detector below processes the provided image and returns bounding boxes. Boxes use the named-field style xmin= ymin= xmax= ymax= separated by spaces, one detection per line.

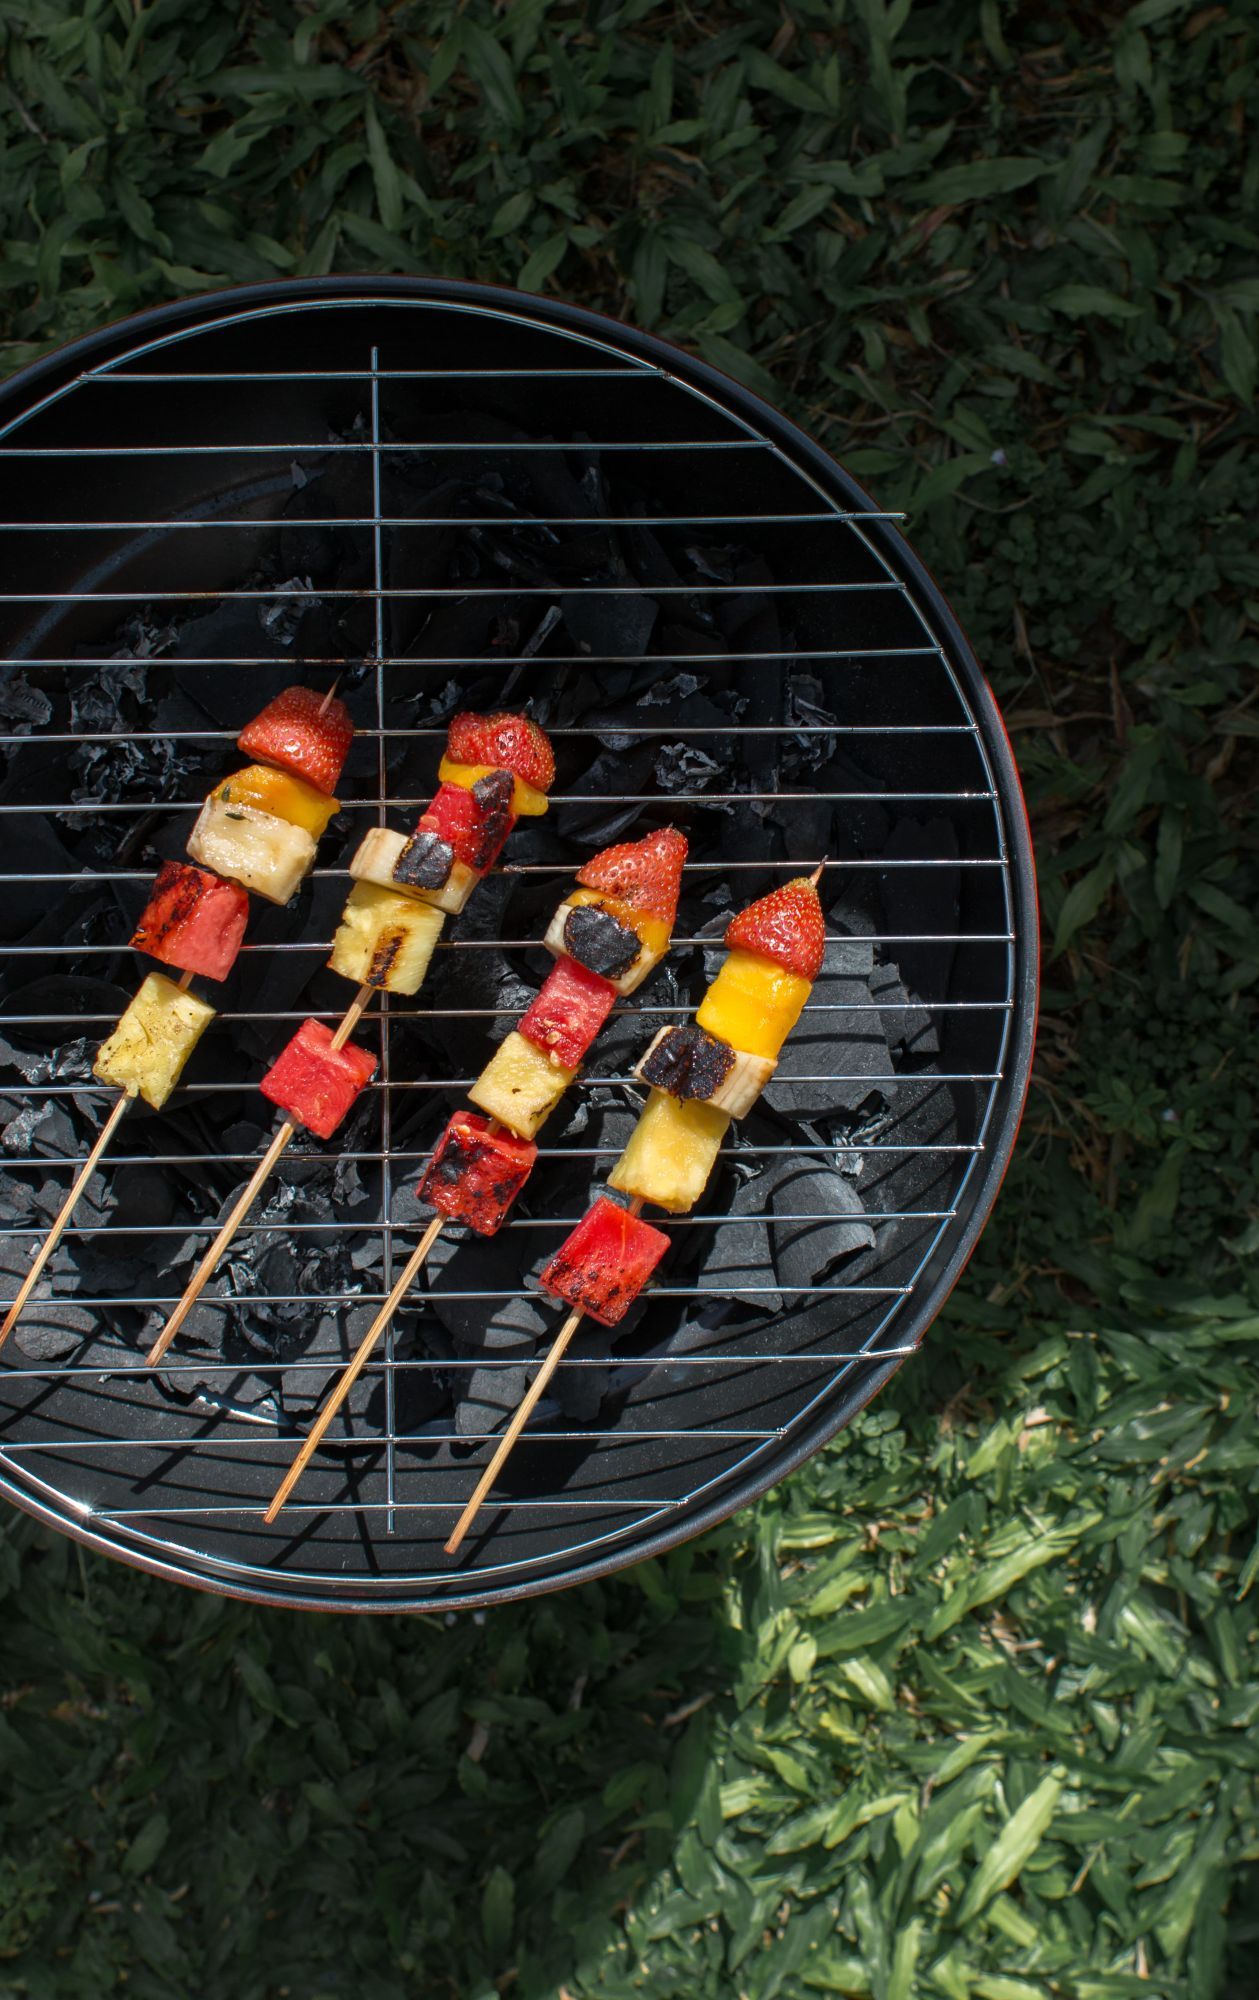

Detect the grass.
xmin=1 ymin=2 xmax=1257 ymax=1995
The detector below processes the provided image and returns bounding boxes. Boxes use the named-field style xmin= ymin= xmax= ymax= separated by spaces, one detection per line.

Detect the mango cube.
xmin=695 ymin=949 xmax=811 ymax=1061
xmin=211 ymin=763 xmax=340 ymax=839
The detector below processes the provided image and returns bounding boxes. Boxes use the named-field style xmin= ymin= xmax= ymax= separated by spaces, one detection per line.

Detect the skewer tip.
xmin=317 ymin=676 xmax=342 ymax=715
xmin=808 ymin=857 xmax=829 ymax=887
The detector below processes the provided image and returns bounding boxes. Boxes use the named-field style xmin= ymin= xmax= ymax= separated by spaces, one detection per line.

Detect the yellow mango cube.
xmin=437 ymin=755 xmax=548 ymax=816
xmin=468 ymin=1030 xmax=575 ymax=1140
xmin=328 ymin=883 xmax=445 ymax=994
xmin=212 ymin=763 xmax=340 ymax=839
xmin=695 ymin=950 xmax=811 ymax=1061
xmin=608 ymin=1089 xmax=730 ymax=1215
xmin=93 ymin=973 xmax=216 ymax=1109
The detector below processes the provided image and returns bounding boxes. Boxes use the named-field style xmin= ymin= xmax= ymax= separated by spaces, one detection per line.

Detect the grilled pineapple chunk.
xmin=468 ymin=1030 xmax=575 ymax=1140
xmin=347 ymin=826 xmax=480 ymax=916
xmin=695 ymin=949 xmax=811 ymax=1061
xmin=328 ymin=882 xmax=445 ymax=993
xmin=187 ymin=797 xmax=316 ymax=905
xmin=93 ymin=973 xmax=216 ymax=1109
xmin=608 ymin=1089 xmax=730 ymax=1214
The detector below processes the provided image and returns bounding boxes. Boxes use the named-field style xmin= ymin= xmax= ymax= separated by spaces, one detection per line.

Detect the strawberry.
xmin=724 ymin=876 xmax=826 ymax=982
xmin=575 ymin=827 xmax=687 ymax=925
xmin=238 ymin=685 xmax=354 ymax=795
xmin=446 ymin=711 xmax=555 ymax=793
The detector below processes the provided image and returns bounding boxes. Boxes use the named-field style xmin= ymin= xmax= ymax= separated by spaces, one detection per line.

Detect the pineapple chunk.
xmin=635 ymin=1024 xmax=775 ymax=1119
xmin=93 ymin=973 xmax=216 ymax=1109
xmin=328 ymin=883 xmax=445 ymax=994
xmin=608 ymin=1089 xmax=730 ymax=1214
xmin=468 ymin=1030 xmax=575 ymax=1140
xmin=212 ymin=763 xmax=340 ymax=839
xmin=437 ymin=756 xmax=548 ymax=816
xmin=543 ymin=895 xmax=668 ymax=996
xmin=695 ymin=949 xmax=811 ymax=1061
xmin=187 ymin=797 xmax=316 ymax=905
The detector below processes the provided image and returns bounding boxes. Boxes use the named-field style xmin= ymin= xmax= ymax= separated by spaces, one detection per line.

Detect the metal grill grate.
xmin=0 ymin=283 xmax=1035 ymax=1612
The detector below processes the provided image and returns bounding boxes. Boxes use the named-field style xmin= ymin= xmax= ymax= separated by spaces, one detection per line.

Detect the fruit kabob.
xmin=442 ymin=865 xmax=827 ymax=1557
xmin=145 ymin=710 xmax=557 ymax=1366
xmin=263 ymin=825 xmax=688 ymax=1521
xmin=0 ymin=684 xmax=354 ymax=1349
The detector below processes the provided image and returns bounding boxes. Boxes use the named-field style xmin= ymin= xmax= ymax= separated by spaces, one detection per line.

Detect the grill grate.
xmin=0 ymin=282 xmax=1035 ymax=1611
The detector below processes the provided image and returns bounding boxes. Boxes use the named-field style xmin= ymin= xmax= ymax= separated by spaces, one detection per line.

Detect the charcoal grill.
xmin=0 ymin=278 xmax=1036 ymax=1612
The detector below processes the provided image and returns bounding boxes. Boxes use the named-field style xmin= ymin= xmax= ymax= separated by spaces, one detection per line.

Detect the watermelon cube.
xmin=418 ymin=773 xmax=516 ymax=872
xmin=539 ymin=1196 xmax=670 ymax=1327
xmin=130 ymin=861 xmax=250 ymax=983
xmin=418 ymin=1111 xmax=537 ymax=1236
xmin=260 ymin=1019 xmax=377 ymax=1139
xmin=518 ymin=956 xmax=617 ymax=1069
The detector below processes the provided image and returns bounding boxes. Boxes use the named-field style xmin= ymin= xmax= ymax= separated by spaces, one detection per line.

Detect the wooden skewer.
xmin=264 ymin=1212 xmax=446 ymax=1523
xmin=0 ymin=968 xmax=199 ymax=1351
xmin=443 ymin=1197 xmax=646 ymax=1559
xmin=0 ymin=1092 xmax=133 ymax=1349
xmin=145 ymin=980 xmax=374 ymax=1367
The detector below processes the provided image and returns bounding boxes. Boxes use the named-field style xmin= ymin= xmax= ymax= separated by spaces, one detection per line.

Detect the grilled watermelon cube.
xmin=418 ymin=1111 xmax=537 ymax=1236
xmin=130 ymin=861 xmax=249 ymax=983
xmin=419 ymin=774 xmax=516 ymax=872
xmin=518 ymin=957 xmax=618 ymax=1069
xmin=93 ymin=973 xmax=216 ymax=1109
xmin=237 ymin=685 xmax=354 ymax=794
xmin=260 ymin=1018 xmax=377 ymax=1139
xmin=539 ymin=1196 xmax=670 ymax=1327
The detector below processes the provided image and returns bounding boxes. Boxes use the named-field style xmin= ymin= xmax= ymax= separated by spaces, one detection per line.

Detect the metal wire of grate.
xmin=0 ymin=285 xmax=1035 ymax=1611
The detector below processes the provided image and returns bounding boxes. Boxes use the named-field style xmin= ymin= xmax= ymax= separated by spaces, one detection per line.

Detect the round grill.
xmin=0 ymin=278 xmax=1036 ymax=1612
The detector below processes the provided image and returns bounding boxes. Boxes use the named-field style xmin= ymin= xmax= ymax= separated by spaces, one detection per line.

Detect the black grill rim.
xmin=0 ymin=274 xmax=1038 ymax=1614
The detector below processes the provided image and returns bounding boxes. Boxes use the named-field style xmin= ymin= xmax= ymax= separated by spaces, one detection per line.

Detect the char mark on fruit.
xmin=394 ymin=830 xmax=455 ymax=891
xmin=640 ymin=1022 xmax=735 ymax=1100
xmin=563 ymin=904 xmax=641 ymax=980
xmin=469 ymin=768 xmax=516 ymax=866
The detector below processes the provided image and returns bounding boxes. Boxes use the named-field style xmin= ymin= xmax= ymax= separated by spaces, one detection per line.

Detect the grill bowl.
xmin=0 ymin=279 xmax=1036 ymax=1611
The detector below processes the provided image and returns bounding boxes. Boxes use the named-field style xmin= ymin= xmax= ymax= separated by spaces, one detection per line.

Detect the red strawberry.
xmin=446 ymin=711 xmax=555 ymax=792
xmin=238 ymin=685 xmax=354 ymax=794
xmin=575 ymin=827 xmax=687 ymax=925
xmin=724 ymin=876 xmax=826 ymax=981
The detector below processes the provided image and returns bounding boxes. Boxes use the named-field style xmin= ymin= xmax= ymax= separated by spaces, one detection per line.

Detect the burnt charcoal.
xmin=561 ymin=589 xmax=658 ymax=661
xmin=772 ymin=1162 xmax=876 ymax=1295
xmin=765 ymin=933 xmax=890 ymax=1119
xmin=563 ymin=904 xmax=641 ymax=980
xmin=394 ymin=829 xmax=454 ymax=891
xmin=0 ymin=676 xmax=53 ymax=729
xmin=869 ymin=958 xmax=938 ymax=1060
xmin=692 ymin=1162 xmax=781 ymax=1313
xmin=880 ymin=818 xmax=961 ymax=999
xmin=639 ymin=1023 xmax=734 ymax=1102
xmin=552 ymin=1322 xmax=612 ymax=1422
